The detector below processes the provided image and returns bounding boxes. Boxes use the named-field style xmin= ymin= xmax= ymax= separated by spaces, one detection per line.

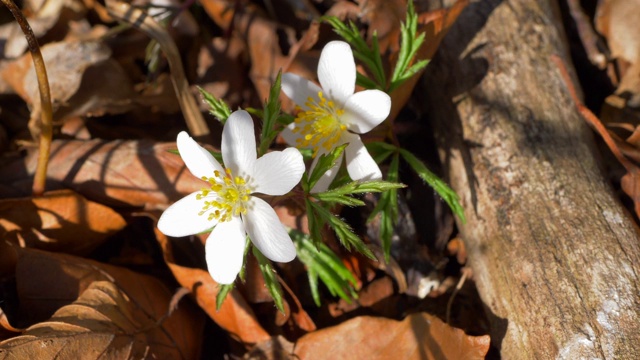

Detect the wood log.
xmin=422 ymin=0 xmax=640 ymax=358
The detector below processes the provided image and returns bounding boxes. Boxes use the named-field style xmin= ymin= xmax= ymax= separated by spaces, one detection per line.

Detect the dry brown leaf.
xmin=0 ymin=281 xmax=196 ymax=359
xmin=0 ymin=0 xmax=86 ymax=59
xmin=0 ymin=189 xmax=126 ymax=255
xmin=153 ymin=227 xmax=271 ymax=345
xmin=294 ymin=313 xmax=490 ymax=360
xmin=0 ymin=139 xmax=206 ymax=207
xmin=596 ymin=0 xmax=640 ymax=108
xmin=1 ymin=40 xmax=136 ymax=130
xmin=200 ymin=0 xmax=316 ymax=103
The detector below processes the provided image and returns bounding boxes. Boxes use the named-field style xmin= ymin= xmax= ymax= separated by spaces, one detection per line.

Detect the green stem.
xmin=2 ymin=0 xmax=53 ymax=197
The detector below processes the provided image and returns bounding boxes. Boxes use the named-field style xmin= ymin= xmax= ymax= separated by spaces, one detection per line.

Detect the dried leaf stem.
xmin=106 ymin=0 xmax=210 ymax=137
xmin=1 ymin=0 xmax=53 ymax=196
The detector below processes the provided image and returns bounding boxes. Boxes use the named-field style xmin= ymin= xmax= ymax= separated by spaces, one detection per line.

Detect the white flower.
xmin=281 ymin=40 xmax=391 ymax=192
xmin=157 ymin=110 xmax=304 ymax=284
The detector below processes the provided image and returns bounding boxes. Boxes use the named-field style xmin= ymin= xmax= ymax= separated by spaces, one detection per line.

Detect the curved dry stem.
xmin=1 ymin=0 xmax=53 ymax=197
xmin=106 ymin=0 xmax=210 ymax=138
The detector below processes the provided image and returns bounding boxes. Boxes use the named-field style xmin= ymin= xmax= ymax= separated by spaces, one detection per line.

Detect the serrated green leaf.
xmin=198 ymin=86 xmax=231 ymax=123
xmin=399 ymin=148 xmax=466 ymax=222
xmin=367 ymin=153 xmax=400 ymax=262
xmin=322 ymin=16 xmax=386 ymax=90
xmin=314 ymin=193 xmax=366 ymax=207
xmin=306 ymin=144 xmax=347 ymax=191
xmin=305 ymin=198 xmax=324 ymax=246
xmin=309 ymin=201 xmax=375 ymax=260
xmin=216 ymin=283 xmax=235 ymax=310
xmin=258 ymin=71 xmax=283 ymax=156
xmin=292 ymin=230 xmax=358 ymax=307
xmin=252 ymin=247 xmax=285 ymax=313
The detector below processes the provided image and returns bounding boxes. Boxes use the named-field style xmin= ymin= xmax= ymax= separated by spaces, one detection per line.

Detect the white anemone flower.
xmin=281 ymin=40 xmax=391 ymax=192
xmin=158 ymin=110 xmax=304 ymax=284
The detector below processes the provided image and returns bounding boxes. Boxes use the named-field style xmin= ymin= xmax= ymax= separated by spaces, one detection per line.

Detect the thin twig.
xmin=1 ymin=0 xmax=54 ymax=196
xmin=106 ymin=0 xmax=210 ymax=138
xmin=446 ymin=269 xmax=467 ymax=325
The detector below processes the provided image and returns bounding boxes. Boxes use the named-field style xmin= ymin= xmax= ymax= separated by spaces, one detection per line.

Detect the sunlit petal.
xmin=158 ymin=192 xmax=217 ymax=237
xmin=252 ymin=148 xmax=304 ymax=196
xmin=280 ymin=123 xmax=306 ymax=148
xmin=310 ymin=149 xmax=344 ymax=193
xmin=342 ymin=90 xmax=391 ymax=134
xmin=282 ymin=73 xmax=322 ymax=109
xmin=205 ymin=217 xmax=246 ymax=284
xmin=244 ymin=198 xmax=296 ymax=262
xmin=344 ymin=133 xmax=382 ymax=181
xmin=177 ymin=131 xmax=223 ymax=179
xmin=222 ymin=110 xmax=257 ymax=176
xmin=317 ymin=41 xmax=355 ymax=106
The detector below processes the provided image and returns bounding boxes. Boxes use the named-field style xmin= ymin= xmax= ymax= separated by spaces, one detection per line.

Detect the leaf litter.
xmin=0 ymin=0 xmax=503 ymax=358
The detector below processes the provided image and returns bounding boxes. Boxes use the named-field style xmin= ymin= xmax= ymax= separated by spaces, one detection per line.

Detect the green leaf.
xmin=313 ymin=180 xmax=405 ymax=206
xmin=365 ymin=141 xmax=396 ymax=164
xmin=367 ymin=152 xmax=400 ymax=262
xmin=388 ymin=1 xmax=430 ymax=92
xmin=322 ymin=16 xmax=387 ymax=90
xmin=305 ymin=198 xmax=324 ymax=247
xmin=306 ymin=144 xmax=348 ymax=191
xmin=252 ymin=247 xmax=286 ymax=313
xmin=198 ymin=86 xmax=231 ymax=124
xmin=291 ymin=230 xmax=358 ymax=306
xmin=216 ymin=283 xmax=235 ymax=310
xmin=258 ymin=71 xmax=283 ymax=156
xmin=399 ymin=148 xmax=466 ymax=222
xmin=309 ymin=201 xmax=375 ymax=260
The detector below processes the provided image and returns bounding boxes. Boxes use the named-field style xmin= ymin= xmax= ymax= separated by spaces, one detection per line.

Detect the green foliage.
xmin=399 ymin=148 xmax=466 ymax=222
xmin=388 ymin=1 xmax=429 ymax=92
xmin=322 ymin=16 xmax=386 ymax=90
xmin=216 ymin=283 xmax=235 ymax=310
xmin=323 ymin=2 xmax=430 ymax=92
xmin=258 ymin=71 xmax=284 ymax=156
xmin=252 ymin=247 xmax=285 ymax=313
xmin=303 ymin=144 xmax=348 ymax=192
xmin=368 ymin=152 xmax=400 ymax=262
xmin=291 ymin=230 xmax=358 ymax=306
xmin=315 ymin=180 xmax=405 ymax=207
xmin=197 ymin=86 xmax=231 ymax=123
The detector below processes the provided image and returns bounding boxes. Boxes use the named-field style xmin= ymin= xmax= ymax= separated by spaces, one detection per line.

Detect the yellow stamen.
xmin=196 ymin=168 xmax=253 ymax=222
xmin=292 ymin=91 xmax=347 ymax=156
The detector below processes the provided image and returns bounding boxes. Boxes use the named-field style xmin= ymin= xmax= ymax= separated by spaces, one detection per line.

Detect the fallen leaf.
xmin=0 ymin=189 xmax=126 ymax=255
xmin=153 ymin=226 xmax=271 ymax=345
xmin=1 ymin=40 xmax=136 ymax=133
xmin=293 ymin=313 xmax=490 ymax=359
xmin=596 ymin=0 xmax=640 ymax=108
xmin=0 ymin=139 xmax=206 ymax=208
xmin=0 ymin=281 xmax=197 ymax=359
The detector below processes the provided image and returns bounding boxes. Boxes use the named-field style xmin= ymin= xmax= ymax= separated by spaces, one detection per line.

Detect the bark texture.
xmin=423 ymin=0 xmax=640 ymax=358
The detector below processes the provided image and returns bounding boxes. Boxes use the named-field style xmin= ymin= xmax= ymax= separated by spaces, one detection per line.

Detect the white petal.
xmin=344 ymin=133 xmax=382 ymax=181
xmin=176 ymin=131 xmax=223 ymax=179
xmin=158 ymin=192 xmax=217 ymax=237
xmin=318 ymin=41 xmax=356 ymax=106
xmin=252 ymin=148 xmax=304 ymax=195
xmin=280 ymin=122 xmax=307 ymax=148
xmin=282 ymin=73 xmax=322 ymax=109
xmin=205 ymin=217 xmax=246 ymax=284
xmin=222 ymin=110 xmax=257 ymax=176
xmin=244 ymin=197 xmax=296 ymax=262
xmin=342 ymin=90 xmax=391 ymax=134
xmin=310 ymin=149 xmax=344 ymax=193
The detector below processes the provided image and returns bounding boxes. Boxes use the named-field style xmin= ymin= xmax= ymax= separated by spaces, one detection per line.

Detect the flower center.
xmin=196 ymin=168 xmax=252 ymax=222
xmin=292 ymin=91 xmax=347 ymax=156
